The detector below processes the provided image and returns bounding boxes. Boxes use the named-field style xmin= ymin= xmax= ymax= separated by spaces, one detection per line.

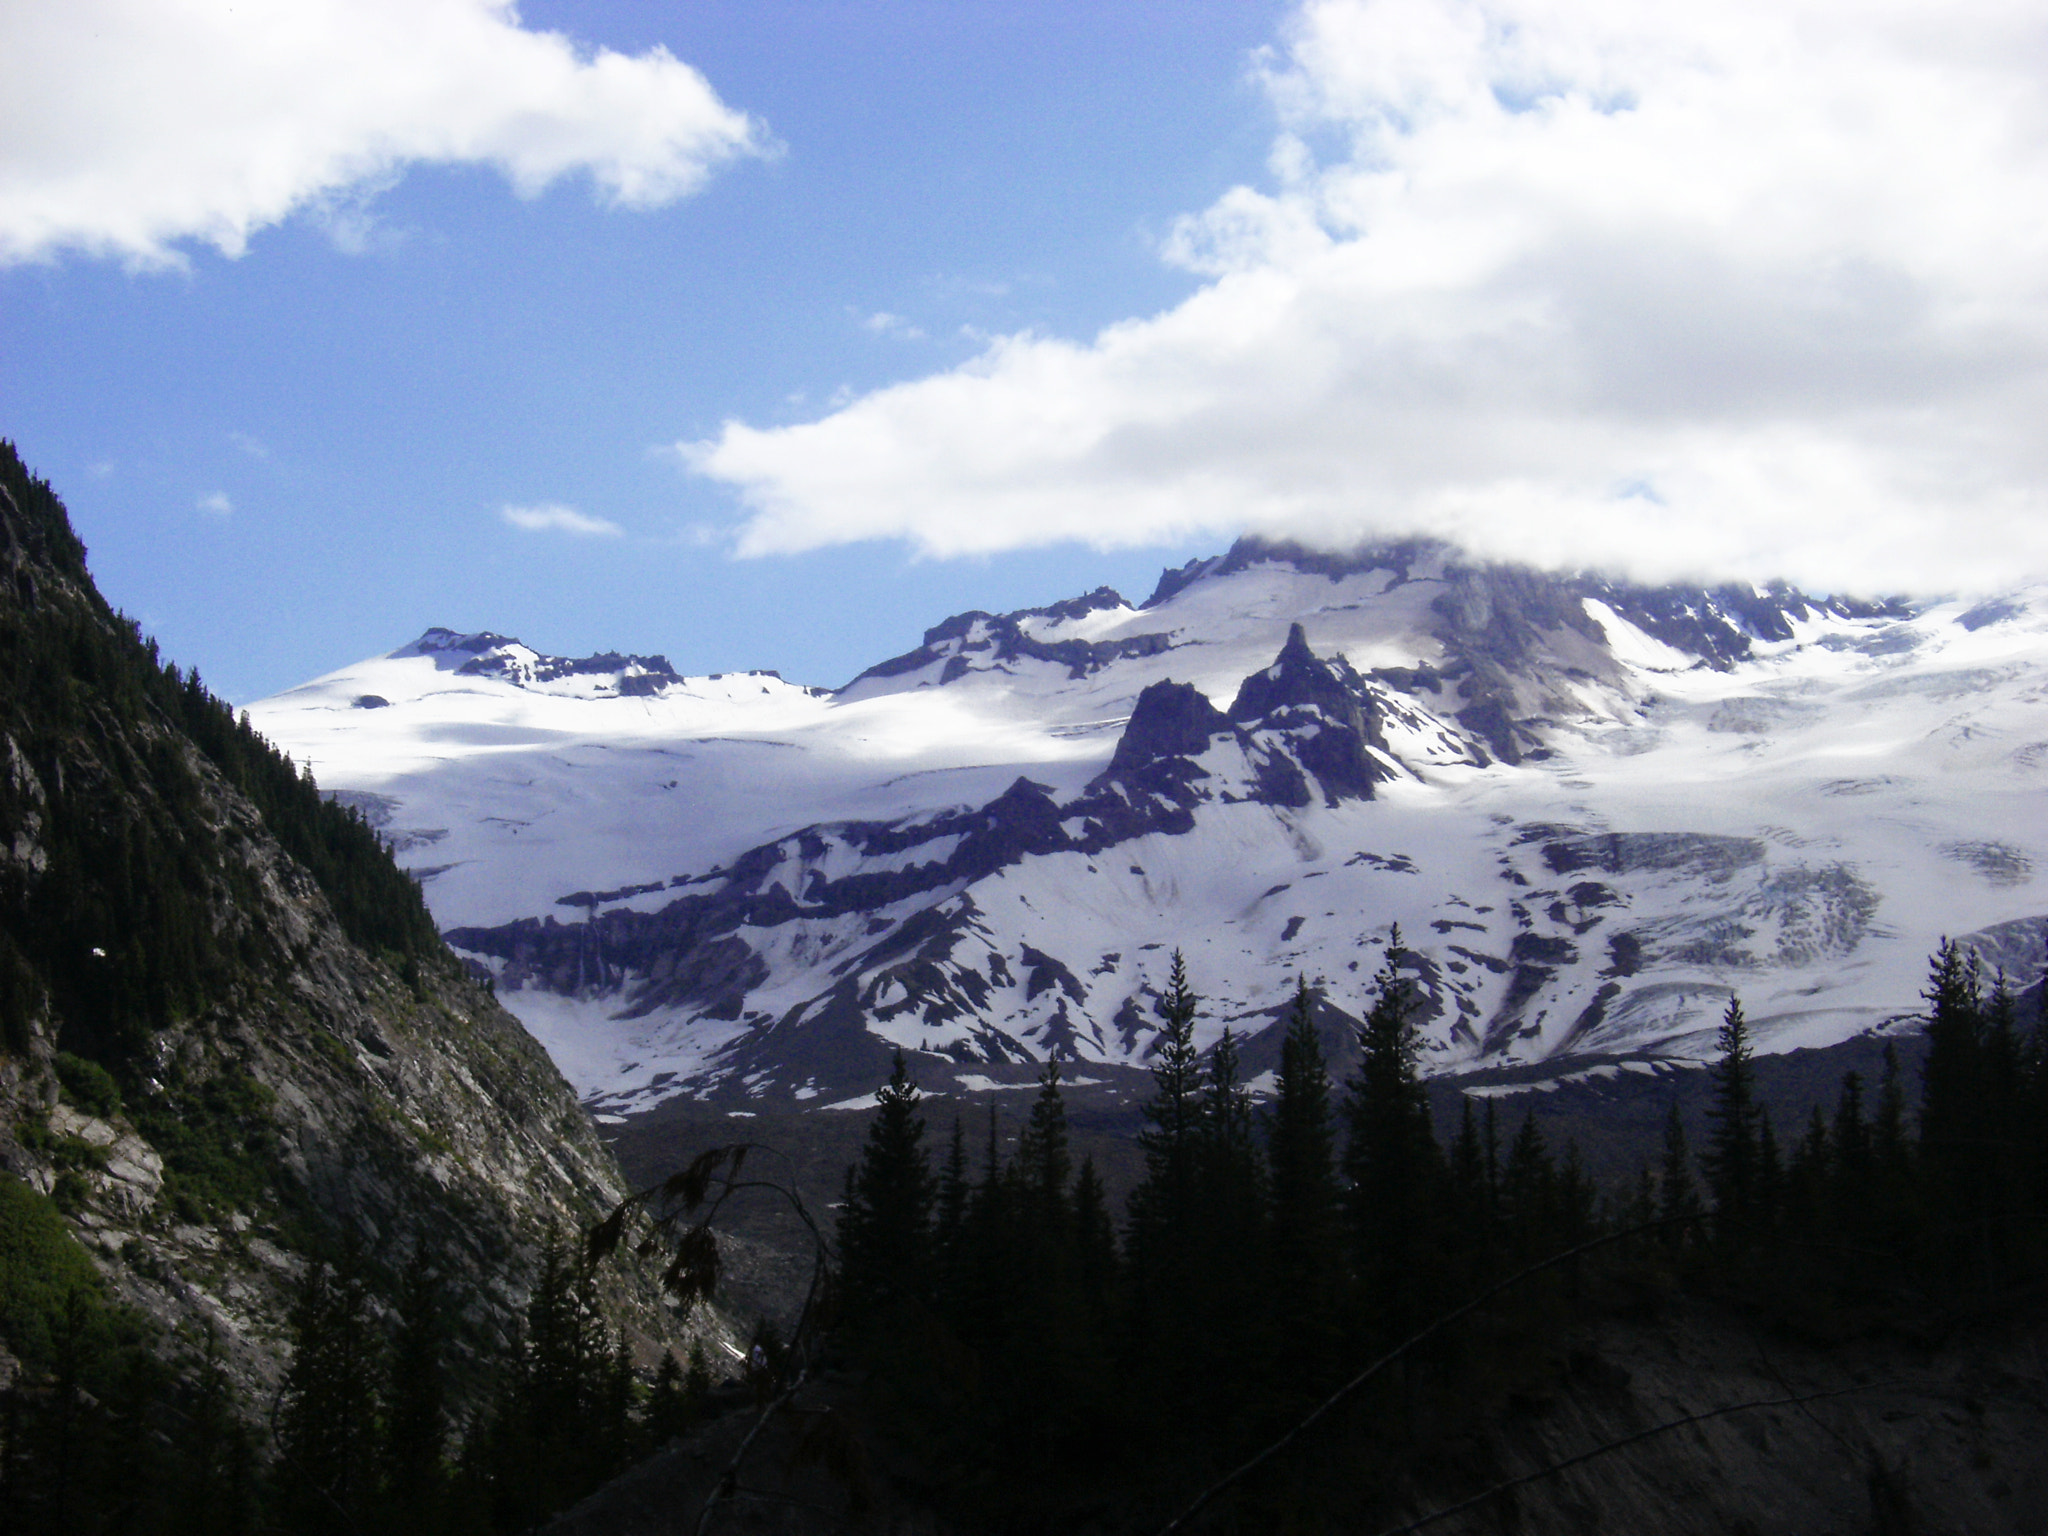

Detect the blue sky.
xmin=6 ymin=1 xmax=2047 ymax=701
xmin=4 ymin=2 xmax=1285 ymax=699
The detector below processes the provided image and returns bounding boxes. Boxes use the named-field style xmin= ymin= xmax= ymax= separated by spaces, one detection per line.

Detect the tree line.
xmin=830 ymin=935 xmax=2048 ymax=1529
xmin=6 ymin=929 xmax=2044 ymax=1534
xmin=0 ymin=1217 xmax=720 ymax=1536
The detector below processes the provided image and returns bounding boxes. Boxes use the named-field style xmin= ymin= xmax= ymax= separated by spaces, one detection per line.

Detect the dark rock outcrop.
xmin=839 ymin=587 xmax=1172 ymax=692
xmin=1228 ymin=621 xmax=1393 ymax=802
xmin=1103 ymin=680 xmax=1232 ymax=778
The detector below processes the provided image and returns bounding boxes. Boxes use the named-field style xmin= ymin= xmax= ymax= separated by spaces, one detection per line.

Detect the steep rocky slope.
xmin=0 ymin=441 xmax=704 ymax=1409
xmin=535 ymin=1300 xmax=2048 ymax=1535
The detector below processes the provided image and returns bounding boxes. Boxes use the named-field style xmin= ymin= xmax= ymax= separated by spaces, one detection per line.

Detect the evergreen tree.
xmin=1702 ymin=998 xmax=1762 ymax=1250
xmin=1003 ymin=1062 xmax=1100 ymax=1459
xmin=1071 ymin=1155 xmax=1118 ymax=1318
xmin=1342 ymin=930 xmax=1443 ymax=1338
xmin=380 ymin=1249 xmax=448 ymax=1534
xmin=1918 ymin=940 xmax=2000 ymax=1287
xmin=474 ymin=1233 xmax=631 ymax=1528
xmin=276 ymin=1258 xmax=381 ymax=1536
xmin=1831 ymin=1071 xmax=1871 ymax=1199
xmin=168 ymin=1331 xmax=261 ymax=1536
xmin=1126 ymin=950 xmax=1205 ymax=1375
xmin=1502 ymin=1109 xmax=1556 ymax=1261
xmin=1198 ymin=1026 xmax=1262 ymax=1254
xmin=1193 ymin=1026 xmax=1265 ymax=1429
xmin=1556 ymin=1139 xmax=1596 ymax=1249
xmin=2026 ymin=954 xmax=2048 ymax=1259
xmin=837 ymin=1051 xmax=937 ymax=1341
xmin=934 ymin=1115 xmax=969 ymax=1270
xmin=1919 ymin=940 xmax=1982 ymax=1144
xmin=952 ymin=1103 xmax=1013 ymax=1351
xmin=1134 ymin=950 xmax=1203 ymax=1217
xmin=1266 ymin=977 xmax=1343 ymax=1378
xmin=1016 ymin=1059 xmax=1073 ymax=1233
xmin=1658 ymin=1099 xmax=1700 ymax=1246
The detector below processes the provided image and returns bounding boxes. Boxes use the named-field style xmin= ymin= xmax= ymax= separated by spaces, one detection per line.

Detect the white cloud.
xmin=502 ymin=503 xmax=623 ymax=537
xmin=689 ymin=0 xmax=2048 ymax=592
xmin=198 ymin=491 xmax=233 ymax=518
xmin=0 ymin=0 xmax=764 ymax=267
xmin=861 ymin=310 xmax=927 ymax=341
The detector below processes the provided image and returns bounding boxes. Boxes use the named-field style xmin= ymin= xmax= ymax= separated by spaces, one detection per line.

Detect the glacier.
xmin=247 ymin=539 xmax=2048 ymax=1114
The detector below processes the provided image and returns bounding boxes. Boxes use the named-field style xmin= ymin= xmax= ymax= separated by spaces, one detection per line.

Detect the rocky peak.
xmin=400 ymin=626 xmax=516 ymax=657
xmin=1143 ymin=534 xmax=1448 ymax=608
xmin=842 ymin=587 xmax=1158 ymax=694
xmin=1230 ymin=622 xmax=1370 ymax=727
xmin=396 ymin=628 xmax=684 ymax=694
xmin=1103 ymin=680 xmax=1233 ymax=778
xmin=1228 ymin=624 xmax=1391 ymax=805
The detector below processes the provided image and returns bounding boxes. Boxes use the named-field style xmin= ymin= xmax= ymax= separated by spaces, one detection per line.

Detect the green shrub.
xmin=131 ymin=1067 xmax=277 ymax=1219
xmin=55 ymin=1050 xmax=121 ymax=1118
xmin=0 ymin=1172 xmax=104 ymax=1368
xmin=51 ymin=1168 xmax=92 ymax=1214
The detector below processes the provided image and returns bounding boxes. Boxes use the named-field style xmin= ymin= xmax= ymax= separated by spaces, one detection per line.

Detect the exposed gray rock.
xmin=0 ymin=463 xmax=715 ymax=1417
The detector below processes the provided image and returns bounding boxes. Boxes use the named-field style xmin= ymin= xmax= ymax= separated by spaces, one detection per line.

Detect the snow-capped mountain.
xmin=248 ymin=539 xmax=2048 ymax=1114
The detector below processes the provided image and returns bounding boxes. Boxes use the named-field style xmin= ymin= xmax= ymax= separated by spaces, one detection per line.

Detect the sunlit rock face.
xmin=251 ymin=536 xmax=2047 ymax=1114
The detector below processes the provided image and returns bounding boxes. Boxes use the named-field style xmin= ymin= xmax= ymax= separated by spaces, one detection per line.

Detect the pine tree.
xmin=1342 ymin=929 xmax=1443 ymax=1339
xmin=1755 ymin=1115 xmax=1784 ymax=1244
xmin=933 ymin=1114 xmax=971 ymax=1318
xmin=1658 ymin=1099 xmax=1700 ymax=1248
xmin=837 ymin=1051 xmax=936 ymax=1341
xmin=380 ymin=1249 xmax=448 ymax=1534
xmin=1831 ymin=1071 xmax=1870 ymax=1196
xmin=1193 ymin=1025 xmax=1265 ymax=1425
xmin=1017 ymin=1059 xmax=1073 ymax=1233
xmin=276 ymin=1258 xmax=381 ymax=1536
xmin=1126 ymin=950 xmax=1205 ymax=1373
xmin=1002 ymin=1061 xmax=1097 ymax=1458
xmin=169 ymin=1329 xmax=261 ymax=1536
xmin=1502 ymin=1109 xmax=1556 ymax=1261
xmin=1556 ymin=1139 xmax=1595 ymax=1248
xmin=1867 ymin=1042 xmax=1917 ymax=1258
xmin=1918 ymin=940 xmax=1998 ymax=1288
xmin=1266 ymin=977 xmax=1342 ymax=1377
xmin=1787 ymin=1105 xmax=1832 ymax=1241
xmin=953 ymin=1103 xmax=1012 ymax=1351
xmin=935 ymin=1115 xmax=969 ymax=1260
xmin=1071 ymin=1155 xmax=1118 ymax=1319
xmin=1135 ymin=950 xmax=1203 ymax=1213
xmin=644 ymin=1351 xmax=691 ymax=1452
xmin=1702 ymin=997 xmax=1761 ymax=1250
xmin=479 ymin=1232 xmax=631 ymax=1526
xmin=2026 ymin=951 xmax=2048 ymax=1263
xmin=1198 ymin=1026 xmax=1261 ymax=1251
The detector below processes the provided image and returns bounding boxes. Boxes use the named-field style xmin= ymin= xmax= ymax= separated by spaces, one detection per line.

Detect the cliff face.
xmin=0 ymin=441 xmax=699 ymax=1406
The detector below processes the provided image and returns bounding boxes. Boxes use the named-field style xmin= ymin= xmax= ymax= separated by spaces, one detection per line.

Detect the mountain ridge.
xmin=249 ymin=536 xmax=2044 ymax=1117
